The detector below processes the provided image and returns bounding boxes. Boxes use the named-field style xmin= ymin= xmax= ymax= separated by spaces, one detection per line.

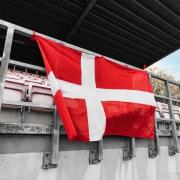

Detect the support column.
xmin=148 ymin=74 xmax=160 ymax=158
xmin=0 ymin=27 xmax=14 ymax=109
xmin=165 ymin=81 xmax=179 ymax=155
xmin=42 ymin=108 xmax=60 ymax=169
xmin=123 ymin=138 xmax=136 ymax=161
xmin=89 ymin=139 xmax=103 ymax=164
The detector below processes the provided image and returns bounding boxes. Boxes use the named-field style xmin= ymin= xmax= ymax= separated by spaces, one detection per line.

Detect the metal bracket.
xmin=168 ymin=145 xmax=177 ymax=156
xmin=149 ymin=119 xmax=160 ymax=158
xmin=123 ymin=138 xmax=136 ymax=161
xmin=42 ymin=108 xmax=60 ymax=169
xmin=170 ymin=121 xmax=179 ymax=153
xmin=148 ymin=144 xmax=159 ymax=158
xmin=42 ymin=152 xmax=57 ymax=169
xmin=89 ymin=139 xmax=103 ymax=164
xmin=165 ymin=81 xmax=179 ymax=154
xmin=21 ymin=106 xmax=25 ymax=123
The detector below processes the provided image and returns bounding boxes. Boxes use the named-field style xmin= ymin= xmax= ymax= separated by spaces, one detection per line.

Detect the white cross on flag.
xmin=33 ymin=35 xmax=156 ymax=142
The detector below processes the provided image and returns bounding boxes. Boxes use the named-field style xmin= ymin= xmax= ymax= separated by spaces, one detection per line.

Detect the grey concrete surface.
xmin=0 ymin=146 xmax=179 ymax=180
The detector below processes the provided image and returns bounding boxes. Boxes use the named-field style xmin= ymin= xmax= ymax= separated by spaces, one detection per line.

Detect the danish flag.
xmin=33 ymin=35 xmax=156 ymax=142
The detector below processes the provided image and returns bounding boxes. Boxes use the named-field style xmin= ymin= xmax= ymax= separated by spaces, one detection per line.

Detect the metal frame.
xmin=122 ymin=138 xmax=136 ymax=161
xmin=148 ymin=119 xmax=160 ymax=158
xmin=65 ymin=0 xmax=98 ymax=41
xmin=89 ymin=139 xmax=103 ymax=164
xmin=0 ymin=19 xmax=180 ymax=167
xmin=42 ymin=108 xmax=60 ymax=169
xmin=151 ymin=74 xmax=180 ymax=156
xmin=0 ymin=27 xmax=14 ymax=109
xmin=0 ymin=58 xmax=46 ymax=72
xmin=165 ymin=80 xmax=179 ymax=155
xmin=148 ymin=74 xmax=160 ymax=158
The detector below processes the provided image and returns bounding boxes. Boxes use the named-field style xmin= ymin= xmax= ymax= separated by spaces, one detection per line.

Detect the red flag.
xmin=33 ymin=35 xmax=156 ymax=142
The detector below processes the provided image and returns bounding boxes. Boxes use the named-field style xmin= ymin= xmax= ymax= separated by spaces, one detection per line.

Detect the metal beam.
xmin=16 ymin=0 xmax=75 ymax=28
xmin=148 ymin=74 xmax=160 ymax=158
xmin=0 ymin=121 xmax=177 ymax=136
xmin=89 ymin=4 xmax=174 ymax=50
xmin=86 ymin=13 xmax=164 ymax=55
xmin=122 ymin=138 xmax=136 ymax=161
xmin=55 ymin=0 xmax=174 ymax=50
xmin=132 ymin=0 xmax=180 ymax=38
xmin=65 ymin=0 xmax=98 ymax=41
xmin=111 ymin=0 xmax=180 ymax=45
xmin=81 ymin=21 xmax=156 ymax=60
xmin=0 ymin=27 xmax=14 ymax=109
xmin=0 ymin=58 xmax=46 ymax=72
xmin=2 ymin=100 xmax=55 ymax=110
xmin=42 ymin=108 xmax=60 ymax=169
xmin=165 ymin=81 xmax=179 ymax=155
xmin=89 ymin=139 xmax=103 ymax=164
xmin=51 ymin=108 xmax=60 ymax=166
xmin=150 ymin=72 xmax=180 ymax=86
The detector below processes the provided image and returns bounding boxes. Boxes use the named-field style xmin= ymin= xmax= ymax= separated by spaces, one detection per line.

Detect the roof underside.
xmin=0 ymin=0 xmax=180 ymax=68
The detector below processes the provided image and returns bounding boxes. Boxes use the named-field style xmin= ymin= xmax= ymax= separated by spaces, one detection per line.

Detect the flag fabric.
xmin=33 ymin=35 xmax=156 ymax=142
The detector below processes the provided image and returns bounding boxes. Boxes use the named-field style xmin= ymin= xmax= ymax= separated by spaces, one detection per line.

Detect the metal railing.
xmin=150 ymin=74 xmax=180 ymax=157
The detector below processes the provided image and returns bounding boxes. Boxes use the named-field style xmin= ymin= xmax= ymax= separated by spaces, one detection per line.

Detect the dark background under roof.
xmin=0 ymin=0 xmax=180 ymax=68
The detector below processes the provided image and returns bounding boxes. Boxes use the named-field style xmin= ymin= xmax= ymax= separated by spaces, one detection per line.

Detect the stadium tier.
xmin=2 ymin=69 xmax=180 ymax=121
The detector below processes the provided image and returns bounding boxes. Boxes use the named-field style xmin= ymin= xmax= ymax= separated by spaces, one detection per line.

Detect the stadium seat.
xmin=2 ymin=79 xmax=26 ymax=108
xmin=157 ymin=102 xmax=180 ymax=121
xmin=24 ymin=78 xmax=42 ymax=85
xmin=155 ymin=104 xmax=161 ymax=118
xmin=159 ymin=102 xmax=171 ymax=119
xmin=173 ymin=106 xmax=180 ymax=121
xmin=28 ymin=83 xmax=54 ymax=111
xmin=6 ymin=71 xmax=21 ymax=80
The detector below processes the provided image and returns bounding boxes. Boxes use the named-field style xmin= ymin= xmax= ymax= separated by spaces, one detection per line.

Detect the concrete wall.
xmin=0 ymin=146 xmax=180 ymax=180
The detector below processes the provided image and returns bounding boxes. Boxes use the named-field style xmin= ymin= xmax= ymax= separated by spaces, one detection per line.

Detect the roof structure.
xmin=0 ymin=0 xmax=180 ymax=68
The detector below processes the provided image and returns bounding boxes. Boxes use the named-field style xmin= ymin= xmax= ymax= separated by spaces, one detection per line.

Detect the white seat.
xmin=2 ymin=79 xmax=25 ymax=108
xmin=173 ymin=106 xmax=180 ymax=121
xmin=155 ymin=105 xmax=161 ymax=118
xmin=159 ymin=102 xmax=171 ymax=119
xmin=28 ymin=83 xmax=54 ymax=111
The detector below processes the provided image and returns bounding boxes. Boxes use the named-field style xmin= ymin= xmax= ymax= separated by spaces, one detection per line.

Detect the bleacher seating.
xmin=3 ymin=78 xmax=25 ymax=108
xmin=155 ymin=104 xmax=161 ymax=118
xmin=3 ymin=69 xmax=180 ymax=119
xmin=174 ymin=106 xmax=180 ymax=121
xmin=4 ymin=80 xmax=25 ymax=100
xmin=28 ymin=83 xmax=54 ymax=111
xmin=160 ymin=103 xmax=171 ymax=119
xmin=3 ymin=69 xmax=53 ymax=111
xmin=155 ymin=102 xmax=180 ymax=121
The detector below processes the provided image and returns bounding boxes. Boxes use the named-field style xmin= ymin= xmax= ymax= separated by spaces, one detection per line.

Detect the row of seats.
xmin=6 ymin=69 xmax=49 ymax=85
xmin=3 ymin=69 xmax=53 ymax=111
xmin=3 ymin=69 xmax=180 ymax=120
xmin=156 ymin=102 xmax=180 ymax=121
